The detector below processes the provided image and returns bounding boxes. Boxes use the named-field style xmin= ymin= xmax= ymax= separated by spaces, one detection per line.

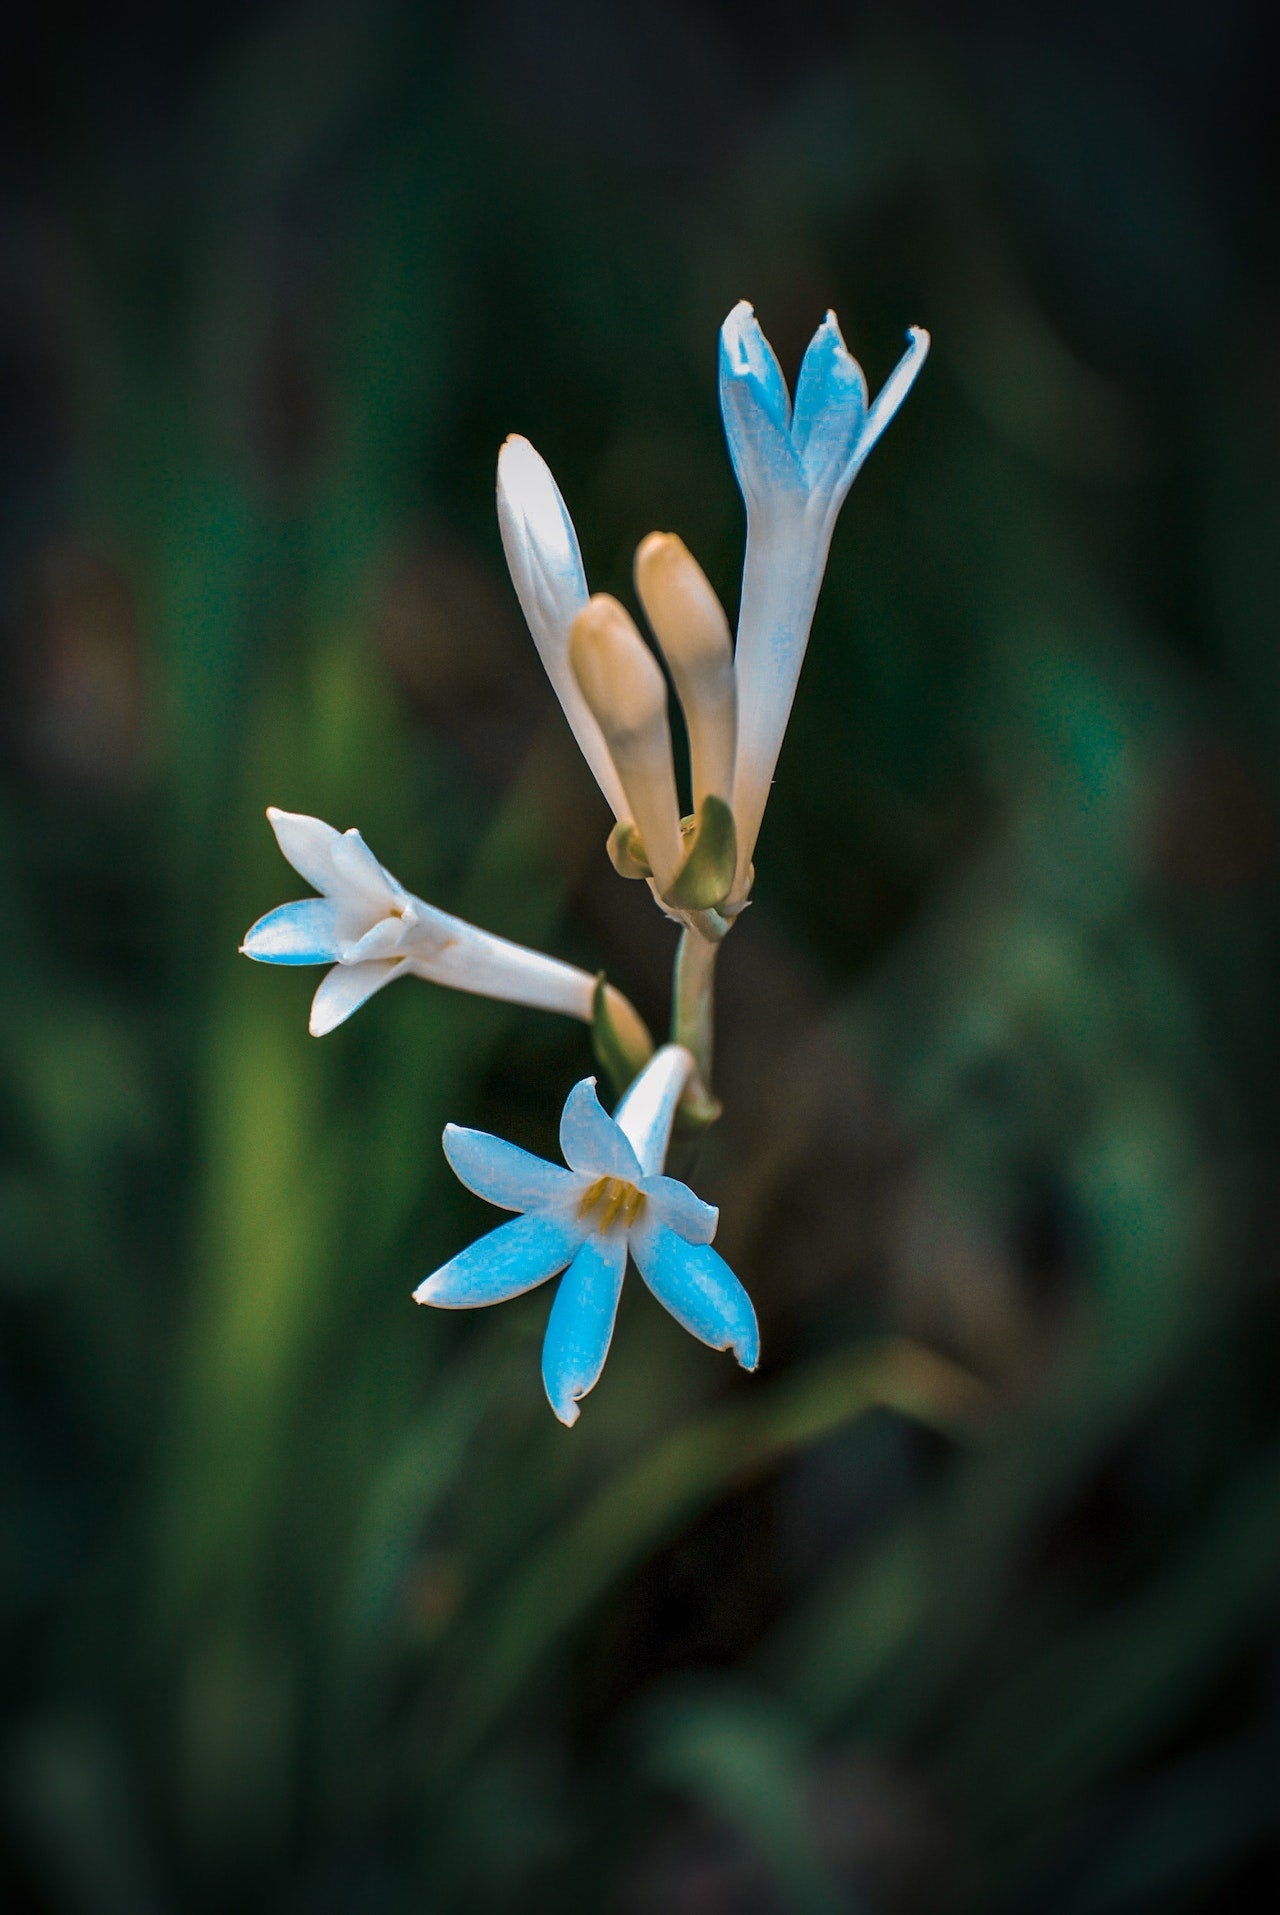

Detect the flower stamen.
xmin=577 ymin=1175 xmax=646 ymax=1234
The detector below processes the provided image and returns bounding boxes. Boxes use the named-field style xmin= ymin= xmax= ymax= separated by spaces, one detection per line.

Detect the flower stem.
xmin=672 ymin=926 xmax=722 ymax=1122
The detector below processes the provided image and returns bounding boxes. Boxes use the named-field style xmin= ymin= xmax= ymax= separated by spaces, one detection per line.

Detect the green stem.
xmin=672 ymin=925 xmax=722 ymax=1121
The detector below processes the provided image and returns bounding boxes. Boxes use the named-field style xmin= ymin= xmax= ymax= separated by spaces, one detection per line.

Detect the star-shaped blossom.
xmin=241 ymin=806 xmax=643 ymax=1042
xmin=414 ymin=1045 xmax=759 ymax=1424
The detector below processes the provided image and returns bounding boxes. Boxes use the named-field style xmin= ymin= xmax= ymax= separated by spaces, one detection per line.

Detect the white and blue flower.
xmin=719 ymin=302 xmax=929 ymax=903
xmin=414 ymin=1044 xmax=759 ymax=1425
xmin=242 ymin=806 xmax=630 ymax=1038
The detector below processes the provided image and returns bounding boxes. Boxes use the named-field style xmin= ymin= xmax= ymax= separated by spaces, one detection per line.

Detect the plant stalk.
xmin=672 ymin=924 xmax=722 ymax=1122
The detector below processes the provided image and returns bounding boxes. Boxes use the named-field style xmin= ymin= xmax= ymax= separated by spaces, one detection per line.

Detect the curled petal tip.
xmin=552 ymin=1394 xmax=581 ymax=1429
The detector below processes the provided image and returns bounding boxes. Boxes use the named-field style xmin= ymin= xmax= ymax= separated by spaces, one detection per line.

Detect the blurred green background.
xmin=2 ymin=3 xmax=1278 ymax=1909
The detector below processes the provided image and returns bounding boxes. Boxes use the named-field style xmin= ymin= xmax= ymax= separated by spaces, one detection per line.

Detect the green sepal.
xmin=606 ymin=821 xmax=651 ymax=881
xmin=663 ymin=794 xmax=737 ymax=911
xmin=591 ymin=974 xmax=654 ymax=1098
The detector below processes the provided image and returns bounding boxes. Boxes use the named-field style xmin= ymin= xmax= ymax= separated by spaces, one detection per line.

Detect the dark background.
xmin=2 ymin=2 xmax=1278 ymax=1909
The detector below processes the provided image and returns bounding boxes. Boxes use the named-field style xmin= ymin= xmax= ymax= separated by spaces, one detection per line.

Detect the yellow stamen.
xmin=577 ymin=1175 xmax=646 ymax=1233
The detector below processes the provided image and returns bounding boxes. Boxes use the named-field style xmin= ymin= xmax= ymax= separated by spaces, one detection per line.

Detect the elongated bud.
xmin=496 ymin=436 xmax=630 ymax=824
xmin=634 ymin=533 xmax=737 ymax=812
xmin=592 ymin=975 xmax=655 ymax=1095
xmin=569 ymin=595 xmax=684 ymax=892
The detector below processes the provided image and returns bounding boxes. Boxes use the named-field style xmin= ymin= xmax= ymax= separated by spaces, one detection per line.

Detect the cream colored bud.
xmin=635 ymin=533 xmax=737 ymax=811
xmin=569 ymin=595 xmax=684 ymax=891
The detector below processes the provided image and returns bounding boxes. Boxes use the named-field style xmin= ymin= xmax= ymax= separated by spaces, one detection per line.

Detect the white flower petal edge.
xmin=720 ymin=303 xmax=929 ymax=902
xmin=310 ymin=957 xmax=409 ymax=1036
xmin=241 ymin=807 xmax=605 ymax=1034
xmin=415 ymin=1213 xmax=583 ymax=1308
xmin=443 ymin=1126 xmax=580 ymax=1214
xmin=415 ymin=1044 xmax=760 ymax=1424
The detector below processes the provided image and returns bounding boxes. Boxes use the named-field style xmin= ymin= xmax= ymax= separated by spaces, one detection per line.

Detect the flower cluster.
xmin=242 ymin=301 xmax=927 ymax=1421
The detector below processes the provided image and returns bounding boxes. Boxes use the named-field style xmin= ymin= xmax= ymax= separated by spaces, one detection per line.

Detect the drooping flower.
xmin=719 ymin=302 xmax=929 ymax=904
xmin=241 ymin=806 xmax=648 ymax=1049
xmin=414 ymin=1044 xmax=759 ymax=1424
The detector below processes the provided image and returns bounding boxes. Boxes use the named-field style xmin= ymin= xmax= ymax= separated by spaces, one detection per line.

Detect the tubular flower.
xmin=496 ymin=435 xmax=629 ymax=824
xmin=241 ymin=806 xmax=645 ymax=1045
xmin=414 ymin=1044 xmax=759 ymax=1425
xmin=720 ymin=301 xmax=929 ymax=904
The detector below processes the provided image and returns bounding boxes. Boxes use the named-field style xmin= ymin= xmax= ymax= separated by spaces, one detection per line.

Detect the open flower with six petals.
xmin=415 ymin=1045 xmax=759 ymax=1424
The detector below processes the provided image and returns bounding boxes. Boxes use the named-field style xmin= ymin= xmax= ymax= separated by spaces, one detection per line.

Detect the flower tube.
xmin=720 ymin=302 xmax=929 ymax=903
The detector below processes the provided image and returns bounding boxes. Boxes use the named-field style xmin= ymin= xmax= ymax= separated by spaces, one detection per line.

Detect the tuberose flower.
xmin=719 ymin=302 xmax=929 ymax=904
xmin=414 ymin=1044 xmax=759 ymax=1424
xmin=241 ymin=805 xmax=646 ymax=1045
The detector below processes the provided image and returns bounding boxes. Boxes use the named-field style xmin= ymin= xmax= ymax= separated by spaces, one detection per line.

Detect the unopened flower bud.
xmin=569 ymin=595 xmax=684 ymax=891
xmin=634 ymin=532 xmax=737 ymax=811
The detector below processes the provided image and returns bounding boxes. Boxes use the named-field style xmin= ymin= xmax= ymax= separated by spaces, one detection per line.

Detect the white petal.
xmin=641 ymin=1173 xmax=717 ymax=1244
xmin=612 ymin=1044 xmax=696 ymax=1175
xmin=443 ymin=1124 xmax=580 ymax=1214
xmin=558 ymin=1078 xmax=641 ymax=1180
xmin=414 ymin=1211 xmax=583 ymax=1308
xmin=266 ymin=808 xmax=348 ymax=894
xmin=540 ymin=1233 xmax=628 ymax=1426
xmin=341 ymin=915 xmax=413 ymax=963
xmin=790 ymin=309 xmax=869 ymax=498
xmin=241 ymin=898 xmax=340 ymax=964
xmin=330 ymin=828 xmax=401 ymax=914
xmin=496 ymin=436 xmax=630 ymax=822
xmin=854 ymin=325 xmax=930 ymax=468
xmin=308 ymin=958 xmax=407 ymax=1035
xmin=718 ymin=301 xmax=802 ymax=510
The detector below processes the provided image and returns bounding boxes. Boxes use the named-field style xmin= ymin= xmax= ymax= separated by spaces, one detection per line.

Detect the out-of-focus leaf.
xmin=432 ymin=1340 xmax=993 ymax=1767
xmin=637 ymin=1683 xmax=852 ymax=1915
